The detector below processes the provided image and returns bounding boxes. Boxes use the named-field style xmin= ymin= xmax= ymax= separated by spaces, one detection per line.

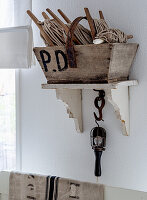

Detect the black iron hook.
xmin=93 ymin=90 xmax=105 ymax=121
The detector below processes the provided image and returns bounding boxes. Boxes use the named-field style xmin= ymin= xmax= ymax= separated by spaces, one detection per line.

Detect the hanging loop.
xmin=93 ymin=90 xmax=105 ymax=121
xmin=95 ymin=119 xmax=100 ymax=127
xmin=66 ymin=16 xmax=87 ymax=68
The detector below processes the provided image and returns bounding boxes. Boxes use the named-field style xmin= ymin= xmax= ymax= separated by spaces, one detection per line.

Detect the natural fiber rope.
xmin=93 ymin=19 xmax=109 ymax=34
xmin=93 ymin=19 xmax=128 ymax=43
xmin=66 ymin=23 xmax=93 ymax=45
xmin=96 ymin=28 xmax=128 ymax=43
xmin=39 ymin=19 xmax=92 ymax=46
xmin=39 ymin=19 xmax=66 ymax=46
xmin=39 ymin=18 xmax=128 ymax=46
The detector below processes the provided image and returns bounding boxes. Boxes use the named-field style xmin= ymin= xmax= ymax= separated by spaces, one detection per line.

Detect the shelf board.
xmin=42 ymin=80 xmax=138 ymax=90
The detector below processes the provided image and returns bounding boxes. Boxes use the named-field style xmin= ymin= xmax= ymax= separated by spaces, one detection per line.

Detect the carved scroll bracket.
xmin=56 ymin=88 xmax=83 ymax=133
xmin=42 ymin=80 xmax=138 ymax=135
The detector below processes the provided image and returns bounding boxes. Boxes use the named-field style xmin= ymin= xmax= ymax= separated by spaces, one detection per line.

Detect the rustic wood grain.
xmin=46 ymin=8 xmax=81 ymax=45
xmin=27 ymin=10 xmax=54 ymax=46
xmin=57 ymin=9 xmax=71 ymax=23
xmin=33 ymin=43 xmax=138 ymax=84
xmin=42 ymin=12 xmax=50 ymax=20
xmin=42 ymin=80 xmax=138 ymax=89
xmin=84 ymin=8 xmax=96 ymax=40
xmin=99 ymin=11 xmax=105 ymax=19
xmin=108 ymin=43 xmax=139 ymax=82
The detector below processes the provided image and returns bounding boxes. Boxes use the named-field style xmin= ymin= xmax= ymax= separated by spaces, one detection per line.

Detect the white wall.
xmin=20 ymin=0 xmax=147 ymax=192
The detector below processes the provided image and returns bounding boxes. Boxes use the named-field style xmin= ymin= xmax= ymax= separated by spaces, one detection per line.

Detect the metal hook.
xmin=95 ymin=120 xmax=99 ymax=127
xmin=93 ymin=90 xmax=105 ymax=121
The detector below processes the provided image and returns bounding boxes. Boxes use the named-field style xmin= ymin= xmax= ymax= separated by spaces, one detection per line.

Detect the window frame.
xmin=15 ymin=69 xmax=21 ymax=171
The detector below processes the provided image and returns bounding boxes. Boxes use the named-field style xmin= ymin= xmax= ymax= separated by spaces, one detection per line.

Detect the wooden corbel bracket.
xmin=42 ymin=80 xmax=138 ymax=135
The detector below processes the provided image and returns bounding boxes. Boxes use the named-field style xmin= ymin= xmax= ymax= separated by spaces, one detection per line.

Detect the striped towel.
xmin=9 ymin=172 xmax=104 ymax=200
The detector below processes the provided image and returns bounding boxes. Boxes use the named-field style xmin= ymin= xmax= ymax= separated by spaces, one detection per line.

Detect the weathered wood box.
xmin=33 ymin=43 xmax=138 ymax=84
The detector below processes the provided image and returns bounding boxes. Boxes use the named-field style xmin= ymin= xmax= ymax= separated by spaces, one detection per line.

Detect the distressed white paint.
xmin=42 ymin=80 xmax=138 ymax=90
xmin=56 ymin=89 xmax=83 ymax=133
xmin=108 ymin=87 xmax=130 ymax=135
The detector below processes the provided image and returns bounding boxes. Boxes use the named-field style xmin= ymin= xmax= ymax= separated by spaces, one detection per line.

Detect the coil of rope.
xmin=40 ymin=19 xmax=93 ymax=46
xmin=27 ymin=9 xmax=133 ymax=46
xmin=93 ymin=19 xmax=128 ymax=43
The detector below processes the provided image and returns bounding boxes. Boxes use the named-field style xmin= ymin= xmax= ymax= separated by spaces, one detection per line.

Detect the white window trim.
xmin=15 ymin=69 xmax=21 ymax=171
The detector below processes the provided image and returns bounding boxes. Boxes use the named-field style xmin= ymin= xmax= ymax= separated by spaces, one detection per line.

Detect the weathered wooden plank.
xmin=41 ymin=80 xmax=138 ymax=89
xmin=108 ymin=43 xmax=139 ymax=82
xmin=33 ymin=43 xmax=138 ymax=84
xmin=34 ymin=44 xmax=110 ymax=83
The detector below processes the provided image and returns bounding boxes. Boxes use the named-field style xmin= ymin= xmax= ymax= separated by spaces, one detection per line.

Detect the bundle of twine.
xmin=93 ymin=19 xmax=128 ymax=43
xmin=39 ymin=18 xmax=129 ymax=46
xmin=39 ymin=19 xmax=93 ymax=46
xmin=66 ymin=23 xmax=93 ymax=45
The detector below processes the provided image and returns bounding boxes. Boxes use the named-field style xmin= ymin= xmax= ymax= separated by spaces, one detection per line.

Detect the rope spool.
xmin=40 ymin=19 xmax=66 ymax=46
xmin=96 ymin=28 xmax=128 ymax=43
xmin=93 ymin=19 xmax=109 ymax=34
xmin=67 ymin=23 xmax=93 ymax=45
xmin=39 ymin=18 xmax=129 ymax=46
xmin=93 ymin=19 xmax=128 ymax=43
xmin=27 ymin=9 xmax=132 ymax=46
xmin=40 ymin=19 xmax=92 ymax=46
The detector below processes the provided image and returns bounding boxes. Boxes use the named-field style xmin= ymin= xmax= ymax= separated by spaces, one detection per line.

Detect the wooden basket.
xmin=33 ymin=17 xmax=138 ymax=84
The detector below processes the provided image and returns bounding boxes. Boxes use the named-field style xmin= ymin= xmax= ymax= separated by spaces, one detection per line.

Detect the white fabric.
xmin=0 ymin=26 xmax=32 ymax=68
xmin=9 ymin=172 xmax=104 ymax=200
xmin=13 ymin=0 xmax=32 ymax=27
xmin=0 ymin=0 xmax=33 ymax=68
xmin=0 ymin=0 xmax=32 ymax=28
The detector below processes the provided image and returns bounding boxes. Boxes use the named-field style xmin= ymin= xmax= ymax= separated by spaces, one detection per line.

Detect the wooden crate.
xmin=33 ymin=43 xmax=138 ymax=84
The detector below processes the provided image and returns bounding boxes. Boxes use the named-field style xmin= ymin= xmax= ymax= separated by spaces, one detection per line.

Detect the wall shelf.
xmin=42 ymin=80 xmax=138 ymax=136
